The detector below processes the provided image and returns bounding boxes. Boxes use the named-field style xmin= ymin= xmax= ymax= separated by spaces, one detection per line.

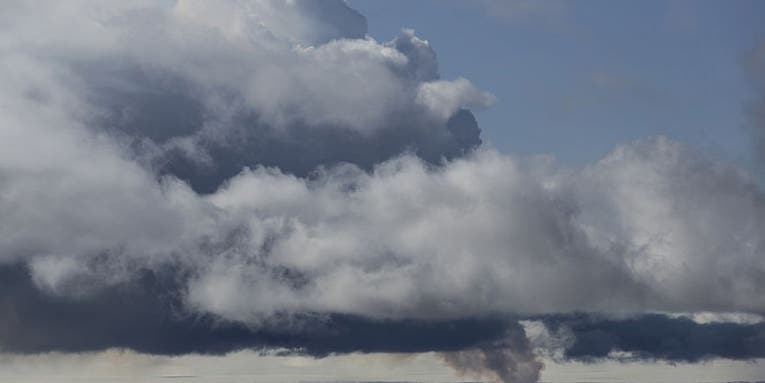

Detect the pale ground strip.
xmin=0 ymin=350 xmax=763 ymax=383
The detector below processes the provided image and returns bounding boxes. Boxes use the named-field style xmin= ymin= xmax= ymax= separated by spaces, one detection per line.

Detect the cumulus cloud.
xmin=1 ymin=1 xmax=765 ymax=381
xmin=1 ymin=0 xmax=486 ymax=194
xmin=173 ymin=139 xmax=765 ymax=321
xmin=417 ymin=77 xmax=496 ymax=121
xmin=3 ymin=132 xmax=765 ymax=325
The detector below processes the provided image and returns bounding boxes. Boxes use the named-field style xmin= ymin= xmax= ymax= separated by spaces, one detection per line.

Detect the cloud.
xmin=0 ymin=263 xmax=511 ymax=356
xmin=1 ymin=1 xmax=765 ymax=381
xmin=417 ymin=77 xmax=496 ymax=121
xmin=1 ymin=0 xmax=486 ymax=194
xmin=3 ymin=134 xmax=765 ymax=327
xmin=175 ymin=138 xmax=765 ymax=322
xmin=537 ymin=313 xmax=765 ymax=362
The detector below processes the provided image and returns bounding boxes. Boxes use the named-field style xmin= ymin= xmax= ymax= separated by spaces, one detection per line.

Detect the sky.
xmin=353 ymin=0 xmax=765 ymax=167
xmin=1 ymin=1 xmax=765 ymax=382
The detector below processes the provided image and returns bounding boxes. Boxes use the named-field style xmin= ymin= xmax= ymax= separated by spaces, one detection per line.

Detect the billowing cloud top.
xmin=1 ymin=1 xmax=764 ymax=383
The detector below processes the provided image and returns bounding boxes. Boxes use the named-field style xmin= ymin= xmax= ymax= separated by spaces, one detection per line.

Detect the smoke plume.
xmin=441 ymin=322 xmax=543 ymax=383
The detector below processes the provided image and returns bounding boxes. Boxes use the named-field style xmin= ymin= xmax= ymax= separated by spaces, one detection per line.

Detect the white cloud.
xmin=6 ymin=109 xmax=764 ymax=324
xmin=1 ymin=0 xmax=764 ymax=333
xmin=417 ymin=77 xmax=496 ymax=121
xmin=180 ymin=138 xmax=765 ymax=322
xmin=0 ymin=0 xmax=477 ymax=135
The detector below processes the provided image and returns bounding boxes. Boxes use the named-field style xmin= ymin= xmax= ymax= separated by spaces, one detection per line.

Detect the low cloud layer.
xmin=1 ymin=1 xmax=764 ymax=383
xmin=537 ymin=313 xmax=765 ymax=362
xmin=0 ymin=263 xmax=511 ymax=356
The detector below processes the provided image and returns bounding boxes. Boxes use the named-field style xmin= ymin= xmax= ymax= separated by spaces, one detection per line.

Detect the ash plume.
xmin=441 ymin=322 xmax=543 ymax=383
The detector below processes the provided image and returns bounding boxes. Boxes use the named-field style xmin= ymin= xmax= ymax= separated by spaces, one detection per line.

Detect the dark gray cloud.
xmin=540 ymin=313 xmax=765 ymax=362
xmin=0 ymin=263 xmax=508 ymax=356
xmin=89 ymin=62 xmax=481 ymax=193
